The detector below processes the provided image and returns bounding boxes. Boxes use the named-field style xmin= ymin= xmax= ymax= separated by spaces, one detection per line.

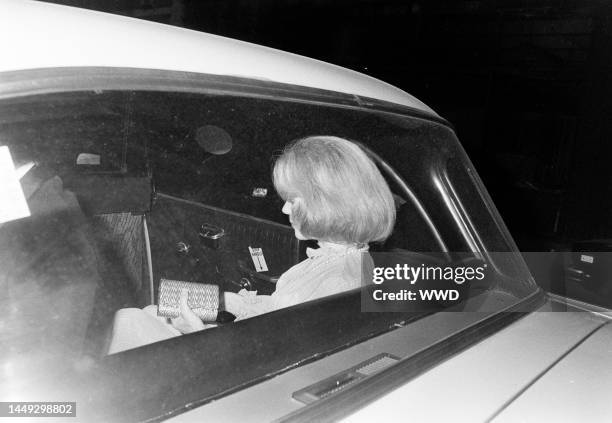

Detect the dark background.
xmin=43 ymin=0 xmax=612 ymax=252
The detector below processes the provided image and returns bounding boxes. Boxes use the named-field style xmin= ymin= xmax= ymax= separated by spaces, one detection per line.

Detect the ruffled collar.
xmin=306 ymin=241 xmax=369 ymax=259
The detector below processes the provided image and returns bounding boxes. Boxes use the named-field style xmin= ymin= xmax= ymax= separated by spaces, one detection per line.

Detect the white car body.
xmin=0 ymin=0 xmax=434 ymax=115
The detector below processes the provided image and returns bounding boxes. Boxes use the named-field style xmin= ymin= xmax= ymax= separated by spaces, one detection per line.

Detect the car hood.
xmin=493 ymin=320 xmax=612 ymax=422
xmin=343 ymin=304 xmax=611 ymax=422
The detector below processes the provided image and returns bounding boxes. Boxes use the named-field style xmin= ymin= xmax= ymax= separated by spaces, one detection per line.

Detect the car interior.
xmin=0 ymin=89 xmax=534 ymax=408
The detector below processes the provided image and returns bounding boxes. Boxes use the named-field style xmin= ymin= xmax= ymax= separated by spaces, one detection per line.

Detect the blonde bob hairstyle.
xmin=273 ymin=136 xmax=396 ymax=244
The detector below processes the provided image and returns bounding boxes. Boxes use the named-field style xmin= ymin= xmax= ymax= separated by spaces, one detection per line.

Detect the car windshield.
xmin=0 ymin=75 xmax=538 ymax=420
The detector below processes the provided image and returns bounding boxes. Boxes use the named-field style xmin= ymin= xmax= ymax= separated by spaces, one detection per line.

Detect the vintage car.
xmin=0 ymin=1 xmax=610 ymax=422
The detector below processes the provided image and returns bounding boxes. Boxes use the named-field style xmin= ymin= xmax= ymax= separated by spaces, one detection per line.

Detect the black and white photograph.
xmin=0 ymin=0 xmax=611 ymax=421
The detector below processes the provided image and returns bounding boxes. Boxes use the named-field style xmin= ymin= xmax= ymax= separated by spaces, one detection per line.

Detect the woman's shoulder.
xmin=307 ymin=249 xmax=371 ymax=285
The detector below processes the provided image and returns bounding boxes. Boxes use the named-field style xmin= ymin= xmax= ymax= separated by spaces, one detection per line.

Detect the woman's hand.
xmin=170 ymin=289 xmax=206 ymax=334
xmin=223 ymin=290 xmax=274 ymax=320
xmin=223 ymin=292 xmax=246 ymax=319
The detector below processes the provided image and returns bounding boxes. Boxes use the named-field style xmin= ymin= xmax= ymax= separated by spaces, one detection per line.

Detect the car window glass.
xmin=0 ymin=88 xmax=536 ymax=405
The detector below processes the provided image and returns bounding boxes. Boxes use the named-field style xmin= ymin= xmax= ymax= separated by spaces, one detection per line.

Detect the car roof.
xmin=0 ymin=0 xmax=437 ymax=116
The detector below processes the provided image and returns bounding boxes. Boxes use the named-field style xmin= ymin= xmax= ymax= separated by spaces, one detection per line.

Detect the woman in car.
xmin=223 ymin=135 xmax=396 ymax=320
xmin=109 ymin=136 xmax=396 ymax=352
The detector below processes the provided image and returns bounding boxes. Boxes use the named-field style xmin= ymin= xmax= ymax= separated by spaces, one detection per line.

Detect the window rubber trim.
xmin=0 ymin=67 xmax=451 ymax=128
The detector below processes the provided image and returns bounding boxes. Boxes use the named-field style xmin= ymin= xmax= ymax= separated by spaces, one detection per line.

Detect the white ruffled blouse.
xmin=226 ymin=242 xmax=372 ymax=319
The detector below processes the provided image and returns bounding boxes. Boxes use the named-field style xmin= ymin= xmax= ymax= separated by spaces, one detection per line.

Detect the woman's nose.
xmin=282 ymin=201 xmax=292 ymax=215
